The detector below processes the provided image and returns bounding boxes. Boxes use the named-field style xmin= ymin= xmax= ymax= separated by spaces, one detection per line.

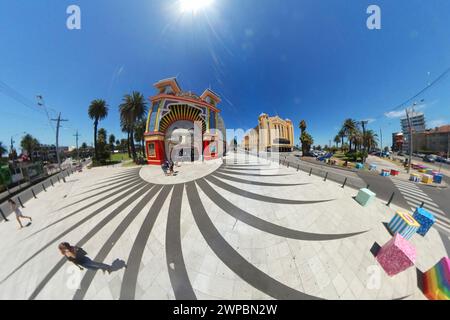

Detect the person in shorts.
xmin=8 ymin=199 xmax=32 ymax=229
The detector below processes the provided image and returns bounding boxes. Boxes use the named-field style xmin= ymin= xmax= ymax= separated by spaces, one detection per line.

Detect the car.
xmin=423 ymin=155 xmax=437 ymax=163
xmin=445 ymin=158 xmax=450 ymax=164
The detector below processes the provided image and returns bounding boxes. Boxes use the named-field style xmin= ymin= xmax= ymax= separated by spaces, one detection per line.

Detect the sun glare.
xmin=179 ymin=0 xmax=213 ymax=14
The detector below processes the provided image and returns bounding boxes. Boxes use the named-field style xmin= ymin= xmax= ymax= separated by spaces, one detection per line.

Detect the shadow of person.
xmin=109 ymin=259 xmax=127 ymax=273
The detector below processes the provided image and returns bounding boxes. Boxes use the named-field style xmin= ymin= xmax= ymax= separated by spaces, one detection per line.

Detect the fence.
xmin=243 ymin=150 xmax=367 ymax=191
xmin=0 ymin=167 xmax=74 ymax=222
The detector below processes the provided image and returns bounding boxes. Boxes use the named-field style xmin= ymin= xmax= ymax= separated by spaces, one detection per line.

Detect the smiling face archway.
xmin=144 ymin=78 xmax=225 ymax=165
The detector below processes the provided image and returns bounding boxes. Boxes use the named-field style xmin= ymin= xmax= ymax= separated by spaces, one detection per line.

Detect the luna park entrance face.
xmin=165 ymin=120 xmax=203 ymax=163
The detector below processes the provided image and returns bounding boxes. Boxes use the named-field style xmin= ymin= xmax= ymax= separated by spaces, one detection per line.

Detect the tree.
xmin=88 ymin=99 xmax=109 ymax=160
xmin=364 ymin=130 xmax=378 ymax=152
xmin=0 ymin=142 xmax=6 ymax=158
xmin=338 ymin=129 xmax=346 ymax=151
xmin=109 ymin=134 xmax=116 ymax=153
xmin=119 ymin=92 xmax=148 ymax=162
xmin=333 ymin=135 xmax=341 ymax=148
xmin=299 ymin=120 xmax=314 ymax=155
xmin=134 ymin=119 xmax=146 ymax=157
xmin=301 ymin=132 xmax=314 ymax=154
xmin=342 ymin=119 xmax=358 ymax=152
xmin=299 ymin=120 xmax=307 ymax=134
xmin=96 ymin=128 xmax=109 ymax=162
xmin=20 ymin=134 xmax=40 ymax=161
xmin=81 ymin=142 xmax=88 ymax=149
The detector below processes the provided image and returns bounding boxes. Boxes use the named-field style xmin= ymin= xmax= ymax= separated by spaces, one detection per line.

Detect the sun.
xmin=179 ymin=0 xmax=213 ymax=14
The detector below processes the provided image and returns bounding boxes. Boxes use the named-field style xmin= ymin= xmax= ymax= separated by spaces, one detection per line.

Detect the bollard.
xmin=57 ymin=176 xmax=60 ymax=183
xmin=324 ymin=172 xmax=328 ymax=182
xmin=366 ymin=184 xmax=370 ymax=190
xmin=420 ymin=201 xmax=425 ymax=208
xmin=0 ymin=208 xmax=7 ymax=221
xmin=63 ymin=177 xmax=66 ymax=183
xmin=31 ymin=189 xmax=37 ymax=199
xmin=342 ymin=177 xmax=348 ymax=188
xmin=50 ymin=179 xmax=54 ymax=187
xmin=18 ymin=197 xmax=25 ymax=208
xmin=287 ymin=162 xmax=290 ymax=168
xmin=386 ymin=192 xmax=395 ymax=207
xmin=309 ymin=168 xmax=313 ymax=176
xmin=42 ymin=183 xmax=47 ymax=192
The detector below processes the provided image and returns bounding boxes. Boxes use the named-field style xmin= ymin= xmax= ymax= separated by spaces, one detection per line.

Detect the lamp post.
xmin=405 ymin=99 xmax=425 ymax=174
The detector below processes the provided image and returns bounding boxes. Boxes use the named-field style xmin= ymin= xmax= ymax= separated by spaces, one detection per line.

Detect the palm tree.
xmin=342 ymin=119 xmax=358 ymax=151
xmin=333 ymin=135 xmax=341 ymax=148
xmin=300 ymin=132 xmax=314 ymax=154
xmin=20 ymin=134 xmax=40 ymax=161
xmin=299 ymin=120 xmax=307 ymax=134
xmin=88 ymin=99 xmax=109 ymax=160
xmin=109 ymin=134 xmax=116 ymax=153
xmin=134 ymin=119 xmax=146 ymax=157
xmin=338 ymin=129 xmax=346 ymax=151
xmin=0 ymin=142 xmax=6 ymax=158
xmin=364 ymin=130 xmax=378 ymax=152
xmin=119 ymin=92 xmax=148 ymax=161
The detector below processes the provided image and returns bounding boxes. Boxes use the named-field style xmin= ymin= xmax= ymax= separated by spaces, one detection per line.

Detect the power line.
xmin=36 ymin=95 xmax=56 ymax=133
xmin=0 ymin=79 xmax=44 ymax=114
xmin=383 ymin=67 xmax=450 ymax=115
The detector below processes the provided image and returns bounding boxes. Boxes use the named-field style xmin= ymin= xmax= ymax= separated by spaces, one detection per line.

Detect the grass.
xmin=110 ymin=153 xmax=131 ymax=162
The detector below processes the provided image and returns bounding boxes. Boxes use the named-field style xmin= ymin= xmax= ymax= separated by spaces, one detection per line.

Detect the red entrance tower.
xmin=144 ymin=78 xmax=223 ymax=165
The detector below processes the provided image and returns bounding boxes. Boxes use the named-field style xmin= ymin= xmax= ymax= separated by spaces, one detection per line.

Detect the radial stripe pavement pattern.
xmin=0 ymin=152 xmax=448 ymax=300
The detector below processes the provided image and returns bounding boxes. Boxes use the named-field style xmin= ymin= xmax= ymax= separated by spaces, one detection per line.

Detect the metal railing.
xmin=0 ymin=167 xmax=74 ymax=222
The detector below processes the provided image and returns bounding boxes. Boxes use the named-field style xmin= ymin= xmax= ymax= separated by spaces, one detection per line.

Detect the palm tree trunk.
xmin=130 ymin=130 xmax=137 ymax=161
xmin=94 ymin=120 xmax=98 ymax=160
xmin=127 ymin=132 xmax=131 ymax=158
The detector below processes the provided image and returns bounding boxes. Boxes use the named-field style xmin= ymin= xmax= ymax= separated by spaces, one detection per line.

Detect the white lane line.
xmin=392 ymin=179 xmax=450 ymax=232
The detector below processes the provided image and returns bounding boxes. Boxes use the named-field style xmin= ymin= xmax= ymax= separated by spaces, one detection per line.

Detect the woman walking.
xmin=8 ymin=199 xmax=32 ymax=229
xmin=58 ymin=242 xmax=111 ymax=274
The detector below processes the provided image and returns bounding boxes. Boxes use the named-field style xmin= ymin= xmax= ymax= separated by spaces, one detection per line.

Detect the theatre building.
xmin=243 ymin=113 xmax=294 ymax=152
xmin=144 ymin=78 xmax=225 ymax=165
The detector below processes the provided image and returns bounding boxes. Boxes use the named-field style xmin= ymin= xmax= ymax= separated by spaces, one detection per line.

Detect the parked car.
xmin=423 ymin=155 xmax=437 ymax=163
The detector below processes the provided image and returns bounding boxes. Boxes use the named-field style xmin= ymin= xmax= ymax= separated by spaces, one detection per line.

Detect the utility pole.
xmin=74 ymin=130 xmax=81 ymax=161
xmin=447 ymin=132 xmax=449 ymax=160
xmin=360 ymin=120 xmax=369 ymax=162
xmin=10 ymin=136 xmax=15 ymax=155
xmin=405 ymin=108 xmax=413 ymax=174
xmin=51 ymin=113 xmax=68 ymax=170
xmin=379 ymin=128 xmax=383 ymax=153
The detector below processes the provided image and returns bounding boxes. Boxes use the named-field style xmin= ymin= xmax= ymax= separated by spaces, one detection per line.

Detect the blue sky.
xmin=1 ymin=0 xmax=450 ymax=151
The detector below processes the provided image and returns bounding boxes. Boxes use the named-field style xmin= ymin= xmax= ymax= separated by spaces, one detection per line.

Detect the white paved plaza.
xmin=0 ymin=152 xmax=447 ymax=300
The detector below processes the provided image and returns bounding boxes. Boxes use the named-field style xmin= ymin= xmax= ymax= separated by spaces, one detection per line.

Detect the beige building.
xmin=243 ymin=114 xmax=294 ymax=152
xmin=412 ymin=125 xmax=450 ymax=155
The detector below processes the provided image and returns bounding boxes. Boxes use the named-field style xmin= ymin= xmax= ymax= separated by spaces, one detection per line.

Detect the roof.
xmin=153 ymin=77 xmax=182 ymax=94
xmin=200 ymin=88 xmax=221 ymax=104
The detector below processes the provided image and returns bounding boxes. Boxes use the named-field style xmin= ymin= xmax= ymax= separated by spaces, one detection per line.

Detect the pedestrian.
xmin=58 ymin=242 xmax=111 ymax=274
xmin=169 ymin=160 xmax=175 ymax=176
xmin=8 ymin=199 xmax=31 ymax=229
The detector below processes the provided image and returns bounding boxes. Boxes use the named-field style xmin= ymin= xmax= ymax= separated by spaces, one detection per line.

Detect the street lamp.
xmin=405 ymin=99 xmax=425 ymax=174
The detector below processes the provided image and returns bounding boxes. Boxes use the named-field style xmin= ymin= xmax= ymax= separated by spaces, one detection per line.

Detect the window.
xmin=148 ymin=143 xmax=156 ymax=157
xmin=148 ymin=102 xmax=160 ymax=132
xmin=210 ymin=110 xmax=216 ymax=130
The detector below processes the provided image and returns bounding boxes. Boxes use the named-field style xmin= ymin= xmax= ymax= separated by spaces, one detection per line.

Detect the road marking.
xmin=391 ymin=179 xmax=450 ymax=234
